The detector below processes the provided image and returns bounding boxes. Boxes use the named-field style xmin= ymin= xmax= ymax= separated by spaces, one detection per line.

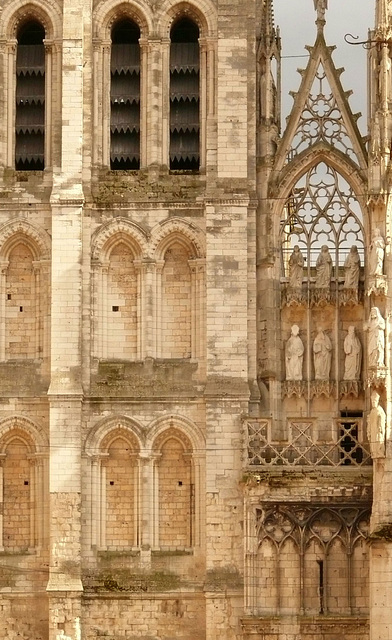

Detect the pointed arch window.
xmin=170 ymin=18 xmax=200 ymax=170
xmin=15 ymin=21 xmax=45 ymax=171
xmin=110 ymin=19 xmax=140 ymax=170
xmin=281 ymin=163 xmax=365 ymax=284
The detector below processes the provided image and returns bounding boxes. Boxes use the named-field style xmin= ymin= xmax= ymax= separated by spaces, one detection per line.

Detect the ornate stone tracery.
xmin=281 ymin=162 xmax=365 ymax=285
xmin=279 ymin=160 xmax=366 ymax=399
xmin=245 ymin=502 xmax=371 ymax=617
xmin=287 ymin=63 xmax=359 ymax=164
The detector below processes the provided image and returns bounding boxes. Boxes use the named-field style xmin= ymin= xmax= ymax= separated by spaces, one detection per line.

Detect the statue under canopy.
xmin=315 ymin=245 xmax=332 ymax=288
xmin=288 ymin=245 xmax=304 ymax=289
xmin=343 ymin=246 xmax=360 ymax=290
xmin=285 ymin=325 xmax=304 ymax=381
xmin=367 ymin=390 xmax=386 ymax=459
xmin=365 ymin=307 xmax=385 ymax=369
xmin=369 ymin=228 xmax=385 ymax=277
xmin=313 ymin=327 xmax=332 ymax=380
xmin=343 ymin=326 xmax=362 ymax=381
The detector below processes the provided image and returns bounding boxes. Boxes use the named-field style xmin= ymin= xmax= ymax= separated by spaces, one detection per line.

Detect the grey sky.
xmin=274 ymin=0 xmax=374 ymax=132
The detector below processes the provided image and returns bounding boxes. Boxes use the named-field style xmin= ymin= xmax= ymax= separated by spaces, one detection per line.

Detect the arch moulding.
xmin=1 ymin=0 xmax=61 ymax=39
xmin=271 ymin=146 xmax=368 ymax=236
xmin=150 ymin=217 xmax=205 ymax=260
xmin=94 ymin=0 xmax=152 ymax=39
xmin=91 ymin=217 xmax=149 ymax=262
xmin=147 ymin=414 xmax=204 ymax=453
xmin=157 ymin=0 xmax=217 ymax=38
xmin=0 ymin=219 xmax=51 ymax=260
xmin=0 ymin=415 xmax=48 ymax=453
xmin=85 ymin=415 xmax=145 ymax=456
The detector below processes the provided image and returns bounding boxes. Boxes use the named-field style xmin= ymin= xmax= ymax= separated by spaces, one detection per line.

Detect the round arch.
xmin=94 ymin=0 xmax=152 ymax=39
xmin=157 ymin=0 xmax=217 ymax=39
xmin=1 ymin=0 xmax=61 ymax=40
xmin=85 ymin=415 xmax=144 ymax=456
xmin=0 ymin=415 xmax=48 ymax=454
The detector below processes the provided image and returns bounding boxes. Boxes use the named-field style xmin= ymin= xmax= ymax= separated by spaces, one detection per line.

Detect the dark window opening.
xmin=110 ymin=19 xmax=140 ymax=170
xmin=170 ymin=18 xmax=200 ymax=170
xmin=339 ymin=411 xmax=364 ymax=465
xmin=317 ymin=559 xmax=324 ymax=614
xmin=16 ymin=21 xmax=45 ymax=171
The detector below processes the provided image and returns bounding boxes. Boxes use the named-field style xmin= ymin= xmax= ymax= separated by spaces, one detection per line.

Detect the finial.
xmin=314 ymin=0 xmax=328 ymax=31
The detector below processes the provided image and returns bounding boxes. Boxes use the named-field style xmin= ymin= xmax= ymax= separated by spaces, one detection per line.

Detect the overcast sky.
xmin=274 ymin=0 xmax=374 ymax=132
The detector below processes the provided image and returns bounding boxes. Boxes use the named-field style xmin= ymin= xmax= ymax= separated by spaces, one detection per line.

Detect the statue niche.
xmin=367 ymin=228 xmax=387 ymax=297
xmin=285 ymin=324 xmax=304 ymax=381
xmin=343 ymin=326 xmax=362 ymax=381
xmin=283 ymin=246 xmax=305 ymax=306
xmin=367 ymin=390 xmax=386 ymax=459
xmin=313 ymin=245 xmax=333 ymax=305
xmin=283 ymin=325 xmax=306 ymax=398
xmin=340 ymin=326 xmax=362 ymax=398
xmin=341 ymin=245 xmax=361 ymax=305
xmin=364 ymin=307 xmax=386 ymax=388
xmin=313 ymin=327 xmax=332 ymax=380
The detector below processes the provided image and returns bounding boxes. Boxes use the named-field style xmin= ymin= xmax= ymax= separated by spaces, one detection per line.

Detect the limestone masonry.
xmin=0 ymin=0 xmax=390 ymax=638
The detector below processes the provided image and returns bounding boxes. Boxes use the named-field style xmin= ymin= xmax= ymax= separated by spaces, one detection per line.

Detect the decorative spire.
xmin=375 ymin=0 xmax=392 ymax=38
xmin=376 ymin=0 xmax=388 ymax=29
xmin=314 ymin=0 xmax=328 ymax=32
xmin=260 ymin=0 xmax=274 ymax=41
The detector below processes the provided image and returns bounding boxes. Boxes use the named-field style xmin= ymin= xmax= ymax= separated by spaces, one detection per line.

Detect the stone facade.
xmin=0 ymin=0 xmax=390 ymax=639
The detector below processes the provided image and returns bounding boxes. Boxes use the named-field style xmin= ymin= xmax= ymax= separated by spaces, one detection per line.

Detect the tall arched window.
xmin=15 ymin=21 xmax=45 ymax=171
xmin=110 ymin=19 xmax=140 ymax=170
xmin=5 ymin=243 xmax=36 ymax=359
xmin=152 ymin=430 xmax=194 ymax=550
xmin=0 ymin=419 xmax=48 ymax=553
xmin=170 ymin=18 xmax=200 ymax=170
xmin=106 ymin=241 xmax=138 ymax=359
xmin=103 ymin=434 xmax=138 ymax=549
xmin=161 ymin=241 xmax=192 ymax=358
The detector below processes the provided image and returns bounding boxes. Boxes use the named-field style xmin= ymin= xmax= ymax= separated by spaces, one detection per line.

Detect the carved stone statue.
xmin=369 ymin=228 xmax=385 ymax=276
xmin=365 ymin=307 xmax=385 ymax=368
xmin=285 ymin=325 xmax=304 ymax=381
xmin=315 ymin=245 xmax=332 ymax=288
xmin=288 ymin=245 xmax=304 ymax=289
xmin=343 ymin=245 xmax=360 ymax=289
xmin=343 ymin=326 xmax=362 ymax=380
xmin=367 ymin=390 xmax=386 ymax=459
xmin=313 ymin=327 xmax=332 ymax=380
xmin=314 ymin=0 xmax=328 ymax=21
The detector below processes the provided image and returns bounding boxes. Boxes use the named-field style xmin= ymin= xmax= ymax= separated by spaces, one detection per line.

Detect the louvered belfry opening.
xmin=110 ymin=19 xmax=140 ymax=170
xmin=170 ymin=18 xmax=200 ymax=171
xmin=15 ymin=21 xmax=45 ymax=171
